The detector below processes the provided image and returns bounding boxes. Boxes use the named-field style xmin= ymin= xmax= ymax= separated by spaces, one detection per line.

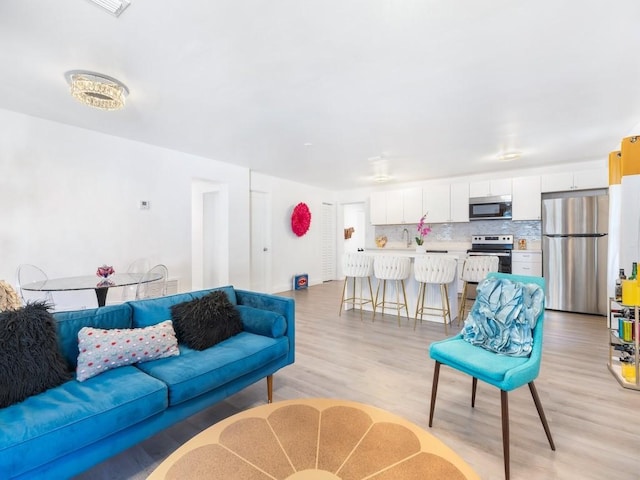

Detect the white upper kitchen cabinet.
xmin=422 ymin=184 xmax=451 ymax=223
xmin=384 ymin=190 xmax=405 ymax=224
xmin=369 ymin=191 xmax=388 ymax=225
xmin=512 ymin=176 xmax=541 ymax=220
xmin=469 ymin=178 xmax=512 ymax=198
xmin=369 ymin=188 xmax=422 ymax=225
xmin=423 ymin=183 xmax=469 ymax=223
xmin=402 ymin=188 xmax=424 ymax=224
xmin=450 ymin=182 xmax=470 ymax=222
xmin=541 ymin=167 xmax=608 ymax=192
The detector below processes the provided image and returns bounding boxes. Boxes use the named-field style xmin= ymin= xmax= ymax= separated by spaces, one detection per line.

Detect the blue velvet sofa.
xmin=0 ymin=286 xmax=295 ymax=479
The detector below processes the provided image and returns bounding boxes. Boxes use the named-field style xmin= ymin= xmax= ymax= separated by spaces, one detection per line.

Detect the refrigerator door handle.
xmin=544 ymin=233 xmax=607 ymax=238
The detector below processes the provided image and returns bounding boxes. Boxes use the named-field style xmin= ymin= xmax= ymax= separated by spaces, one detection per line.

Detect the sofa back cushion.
xmin=190 ymin=286 xmax=237 ymax=304
xmin=130 ymin=287 xmax=238 ymax=328
xmin=54 ymin=304 xmax=133 ymax=368
xmin=130 ymin=292 xmax=194 ymax=328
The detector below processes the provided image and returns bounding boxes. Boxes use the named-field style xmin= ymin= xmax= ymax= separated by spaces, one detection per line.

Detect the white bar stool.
xmin=414 ymin=255 xmax=458 ymax=333
xmin=339 ymin=253 xmax=375 ymax=320
xmin=457 ymin=255 xmax=500 ymax=323
xmin=373 ymin=256 xmax=411 ymax=326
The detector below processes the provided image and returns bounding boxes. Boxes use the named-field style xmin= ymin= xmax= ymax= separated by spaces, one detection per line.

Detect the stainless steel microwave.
xmin=469 ymin=195 xmax=512 ymax=220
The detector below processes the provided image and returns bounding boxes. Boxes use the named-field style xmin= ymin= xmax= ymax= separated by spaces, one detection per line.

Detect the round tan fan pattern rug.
xmin=148 ymin=398 xmax=479 ymax=480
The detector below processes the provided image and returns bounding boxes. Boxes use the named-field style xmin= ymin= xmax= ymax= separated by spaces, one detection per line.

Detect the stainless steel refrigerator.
xmin=542 ymin=190 xmax=609 ymax=315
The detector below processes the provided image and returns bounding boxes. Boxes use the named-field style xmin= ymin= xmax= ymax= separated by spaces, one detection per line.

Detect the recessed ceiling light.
xmin=86 ymin=0 xmax=130 ymax=17
xmin=497 ymin=151 xmax=522 ymax=161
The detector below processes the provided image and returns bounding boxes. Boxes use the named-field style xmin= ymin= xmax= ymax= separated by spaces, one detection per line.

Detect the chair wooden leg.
xmin=528 ymin=382 xmax=556 ymax=451
xmin=471 ymin=377 xmax=478 ymax=407
xmin=429 ymin=361 xmax=441 ymax=427
xmin=501 ymin=390 xmax=510 ymax=480
xmin=267 ymin=375 xmax=273 ymax=404
xmin=338 ymin=278 xmax=348 ymax=316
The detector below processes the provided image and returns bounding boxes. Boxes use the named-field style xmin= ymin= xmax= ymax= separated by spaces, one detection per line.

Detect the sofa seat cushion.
xmin=0 ymin=366 xmax=167 ymax=478
xmin=136 ymin=332 xmax=289 ymax=406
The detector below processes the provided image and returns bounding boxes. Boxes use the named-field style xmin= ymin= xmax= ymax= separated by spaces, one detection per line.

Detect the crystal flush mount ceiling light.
xmin=497 ymin=151 xmax=522 ymax=162
xmin=86 ymin=0 xmax=131 ymax=17
xmin=64 ymin=71 xmax=129 ymax=111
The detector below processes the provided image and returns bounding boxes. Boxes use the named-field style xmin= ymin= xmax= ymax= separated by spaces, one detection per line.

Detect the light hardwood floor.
xmin=76 ymin=281 xmax=640 ymax=480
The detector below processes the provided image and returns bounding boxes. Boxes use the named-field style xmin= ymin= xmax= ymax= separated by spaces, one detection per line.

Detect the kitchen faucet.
xmin=402 ymin=228 xmax=411 ymax=247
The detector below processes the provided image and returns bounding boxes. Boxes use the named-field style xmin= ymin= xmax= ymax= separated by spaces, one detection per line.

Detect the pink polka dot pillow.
xmin=76 ymin=320 xmax=179 ymax=382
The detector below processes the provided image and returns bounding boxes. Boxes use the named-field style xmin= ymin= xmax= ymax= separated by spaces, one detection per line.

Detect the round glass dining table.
xmin=20 ymin=273 xmax=161 ymax=307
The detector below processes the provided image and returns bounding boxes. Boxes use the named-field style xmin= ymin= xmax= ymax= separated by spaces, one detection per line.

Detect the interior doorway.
xmin=191 ymin=180 xmax=229 ymax=290
xmin=250 ymin=190 xmax=271 ymax=292
xmin=343 ymin=203 xmax=366 ymax=253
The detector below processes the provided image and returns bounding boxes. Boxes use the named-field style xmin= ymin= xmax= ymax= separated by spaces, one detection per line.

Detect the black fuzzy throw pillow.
xmin=0 ymin=302 xmax=72 ymax=408
xmin=170 ymin=291 xmax=243 ymax=350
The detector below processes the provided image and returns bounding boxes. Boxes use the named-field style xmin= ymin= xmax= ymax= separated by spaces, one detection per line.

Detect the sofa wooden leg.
xmin=429 ymin=361 xmax=441 ymax=427
xmin=267 ymin=375 xmax=273 ymax=403
xmin=471 ymin=377 xmax=477 ymax=408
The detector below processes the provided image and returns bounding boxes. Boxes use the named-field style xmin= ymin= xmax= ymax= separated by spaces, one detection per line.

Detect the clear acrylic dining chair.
xmin=121 ymin=258 xmax=151 ymax=302
xmin=16 ymin=264 xmax=54 ymax=305
xmin=135 ymin=264 xmax=169 ymax=300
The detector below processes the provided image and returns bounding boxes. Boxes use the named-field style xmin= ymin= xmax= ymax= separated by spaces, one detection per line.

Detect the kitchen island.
xmin=343 ymin=249 xmax=460 ymax=327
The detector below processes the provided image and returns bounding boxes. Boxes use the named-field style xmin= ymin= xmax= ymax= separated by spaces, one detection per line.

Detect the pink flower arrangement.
xmin=415 ymin=214 xmax=432 ymax=246
xmin=96 ymin=265 xmax=115 ymax=278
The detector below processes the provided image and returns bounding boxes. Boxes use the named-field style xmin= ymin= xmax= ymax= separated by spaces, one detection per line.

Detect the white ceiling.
xmin=2 ymin=1 xmax=639 ymax=190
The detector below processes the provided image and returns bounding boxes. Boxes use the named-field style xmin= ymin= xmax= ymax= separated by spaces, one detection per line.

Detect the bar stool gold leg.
xmin=338 ymin=277 xmax=348 ymax=316
xmin=441 ymin=284 xmax=450 ymax=334
xmin=458 ymin=281 xmax=468 ymax=326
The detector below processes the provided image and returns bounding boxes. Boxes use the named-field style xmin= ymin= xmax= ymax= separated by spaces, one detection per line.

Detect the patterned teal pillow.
xmin=76 ymin=320 xmax=179 ymax=381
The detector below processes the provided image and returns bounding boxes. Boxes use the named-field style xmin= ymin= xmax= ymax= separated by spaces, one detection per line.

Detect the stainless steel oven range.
xmin=467 ymin=234 xmax=514 ymax=274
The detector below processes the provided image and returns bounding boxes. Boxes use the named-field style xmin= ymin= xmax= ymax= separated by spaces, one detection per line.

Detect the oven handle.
xmin=467 ymin=251 xmax=511 ymax=257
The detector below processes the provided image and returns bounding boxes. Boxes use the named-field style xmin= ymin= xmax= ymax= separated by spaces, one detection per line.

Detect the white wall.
xmin=251 ymin=172 xmax=337 ymax=293
xmin=0 ymin=108 xmax=250 ymax=304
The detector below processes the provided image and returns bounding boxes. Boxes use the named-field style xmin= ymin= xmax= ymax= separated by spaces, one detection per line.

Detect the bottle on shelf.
xmin=630 ymin=262 xmax=638 ymax=281
xmin=616 ymin=269 xmax=626 ymax=301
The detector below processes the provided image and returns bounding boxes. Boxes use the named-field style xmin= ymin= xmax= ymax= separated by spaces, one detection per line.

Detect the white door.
xmin=322 ymin=202 xmax=337 ymax=281
xmin=250 ymin=191 xmax=271 ymax=292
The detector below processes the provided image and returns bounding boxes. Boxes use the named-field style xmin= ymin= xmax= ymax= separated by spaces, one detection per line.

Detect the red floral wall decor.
xmin=291 ymin=202 xmax=311 ymax=237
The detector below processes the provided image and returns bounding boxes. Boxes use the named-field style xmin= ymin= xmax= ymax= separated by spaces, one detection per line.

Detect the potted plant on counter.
xmin=415 ymin=214 xmax=432 ymax=253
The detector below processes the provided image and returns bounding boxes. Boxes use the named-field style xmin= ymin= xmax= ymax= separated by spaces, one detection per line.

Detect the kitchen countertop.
xmin=367 ymin=241 xmax=472 ymax=253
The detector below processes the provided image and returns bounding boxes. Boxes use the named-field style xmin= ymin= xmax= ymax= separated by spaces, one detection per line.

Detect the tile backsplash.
xmin=375 ymin=219 xmax=541 ymax=246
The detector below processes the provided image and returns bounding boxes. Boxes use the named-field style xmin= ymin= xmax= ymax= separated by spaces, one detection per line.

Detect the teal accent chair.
xmin=428 ymin=272 xmax=555 ymax=480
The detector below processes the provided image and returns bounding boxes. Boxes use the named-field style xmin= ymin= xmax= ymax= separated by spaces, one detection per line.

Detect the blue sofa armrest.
xmin=235 ymin=290 xmax=295 ymax=365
